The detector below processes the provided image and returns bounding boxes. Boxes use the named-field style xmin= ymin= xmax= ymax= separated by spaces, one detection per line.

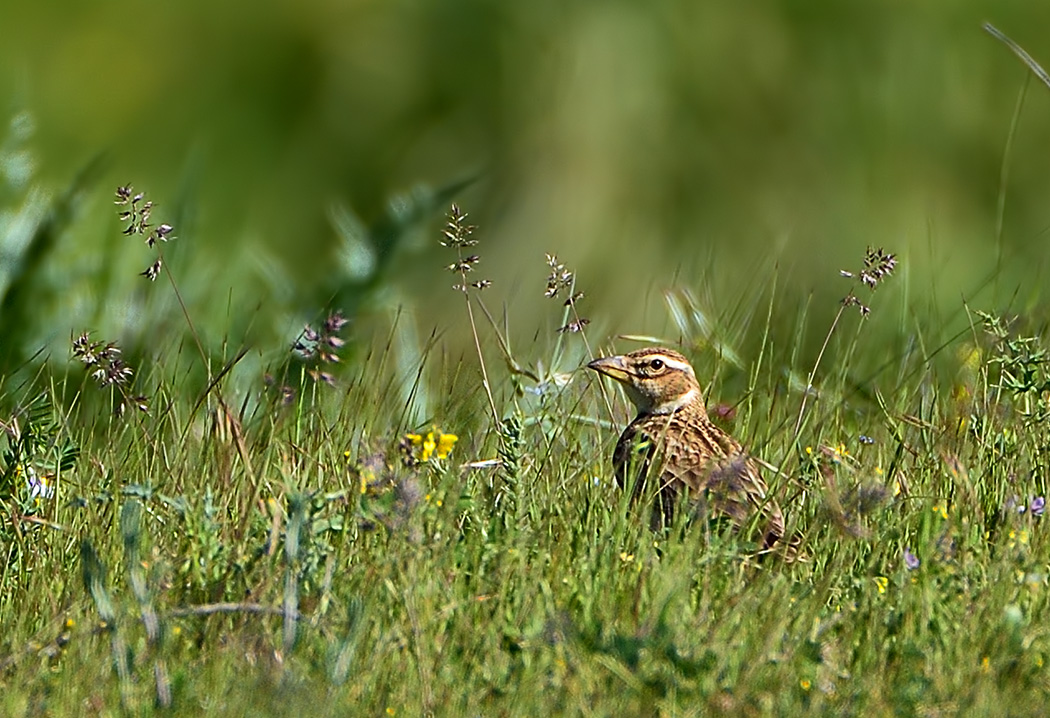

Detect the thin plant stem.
xmin=463 ymin=287 xmax=500 ymax=429
xmin=792 ymin=303 xmax=846 ymax=439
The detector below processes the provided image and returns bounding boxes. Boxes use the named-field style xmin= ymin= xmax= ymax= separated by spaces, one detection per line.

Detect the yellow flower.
xmin=359 ymin=468 xmax=376 ymax=494
xmin=421 ymin=433 xmax=437 ymax=461
xmin=799 ymin=678 xmax=811 ymax=691
xmin=981 ymin=656 xmax=990 ymax=673
xmin=805 ymin=446 xmax=813 ymax=456
xmin=874 ymin=577 xmax=888 ymax=594
xmin=619 ymin=552 xmax=634 ymax=563
xmin=932 ymin=505 xmax=948 ymax=520
xmin=404 ymin=428 xmax=457 ymax=462
xmin=1008 ymin=529 xmax=1030 ymax=550
xmin=436 ymin=433 xmax=457 ymax=459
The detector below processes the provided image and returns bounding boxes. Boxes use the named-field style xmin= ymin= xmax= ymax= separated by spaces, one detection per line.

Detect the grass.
xmin=2 ymin=191 xmax=1050 ymax=718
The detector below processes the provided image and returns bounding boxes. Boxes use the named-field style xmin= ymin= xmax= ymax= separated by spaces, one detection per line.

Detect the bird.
xmin=587 ymin=347 xmax=785 ymax=550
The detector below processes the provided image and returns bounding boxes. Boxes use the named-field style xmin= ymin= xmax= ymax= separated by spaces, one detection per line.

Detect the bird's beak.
xmin=587 ymin=355 xmax=631 ymax=383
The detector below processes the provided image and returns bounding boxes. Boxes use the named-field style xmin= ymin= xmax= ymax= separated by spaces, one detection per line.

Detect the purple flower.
xmin=1031 ymin=496 xmax=1046 ymax=517
xmin=903 ymin=548 xmax=920 ymax=571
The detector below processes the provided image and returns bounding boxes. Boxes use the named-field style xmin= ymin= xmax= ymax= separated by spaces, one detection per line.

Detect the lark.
xmin=588 ymin=347 xmax=785 ymax=549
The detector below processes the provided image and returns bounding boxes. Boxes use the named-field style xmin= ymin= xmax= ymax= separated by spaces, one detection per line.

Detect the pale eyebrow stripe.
xmin=655 ymin=356 xmax=693 ymax=373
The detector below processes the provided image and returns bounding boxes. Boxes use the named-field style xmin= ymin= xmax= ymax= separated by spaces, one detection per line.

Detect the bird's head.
xmin=587 ymin=347 xmax=703 ymax=415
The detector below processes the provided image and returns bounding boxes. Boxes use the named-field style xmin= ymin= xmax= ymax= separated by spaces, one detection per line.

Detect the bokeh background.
xmin=2 ymin=0 xmax=1050 ymax=386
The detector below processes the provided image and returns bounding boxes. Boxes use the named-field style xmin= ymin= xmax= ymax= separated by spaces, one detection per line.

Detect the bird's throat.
xmin=649 ymin=387 xmax=700 ymax=415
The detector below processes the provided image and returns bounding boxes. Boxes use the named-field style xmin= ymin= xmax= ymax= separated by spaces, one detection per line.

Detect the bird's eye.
xmin=649 ymin=359 xmax=664 ymax=371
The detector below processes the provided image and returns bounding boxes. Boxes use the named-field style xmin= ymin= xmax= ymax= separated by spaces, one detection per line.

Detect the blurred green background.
xmin=2 ymin=0 xmax=1050 ymax=377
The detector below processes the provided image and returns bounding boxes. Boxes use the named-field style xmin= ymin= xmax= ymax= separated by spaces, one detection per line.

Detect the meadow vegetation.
xmin=2 ymin=186 xmax=1050 ymax=716
xmin=3 ymin=6 xmax=1050 ymax=717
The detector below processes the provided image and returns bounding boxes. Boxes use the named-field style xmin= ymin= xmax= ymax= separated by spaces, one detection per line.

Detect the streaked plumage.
xmin=588 ymin=347 xmax=785 ymax=549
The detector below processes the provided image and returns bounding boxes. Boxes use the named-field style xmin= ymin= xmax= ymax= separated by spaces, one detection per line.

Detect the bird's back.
xmin=613 ymin=402 xmax=785 ymax=546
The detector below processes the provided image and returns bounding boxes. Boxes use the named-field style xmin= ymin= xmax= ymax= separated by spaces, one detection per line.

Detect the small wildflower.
xmin=903 ymin=548 xmax=920 ymax=571
xmin=422 ymin=434 xmax=436 ymax=461
xmin=817 ymin=442 xmax=855 ymax=465
xmin=805 ymin=446 xmax=813 ymax=456
xmin=981 ymin=656 xmax=990 ymax=673
xmin=1032 ymin=496 xmax=1046 ymax=517
xmin=402 ymin=429 xmax=457 ymax=464
xmin=1008 ymin=529 xmax=1030 ymax=548
xmin=619 ymin=552 xmax=634 ymax=563
xmin=351 ymin=452 xmax=389 ymax=495
xmin=874 ymin=576 xmax=888 ymax=594
xmin=25 ymin=467 xmax=54 ymax=502
xmin=359 ymin=470 xmax=374 ymax=495
xmin=932 ymin=505 xmax=948 ymax=520
xmin=436 ymin=433 xmax=457 ymax=459
xmin=711 ymin=403 xmax=737 ymax=421
xmin=859 ymin=435 xmax=874 ymax=445
xmin=799 ymin=679 xmax=811 ymax=691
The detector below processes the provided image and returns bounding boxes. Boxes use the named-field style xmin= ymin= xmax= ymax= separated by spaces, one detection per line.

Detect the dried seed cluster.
xmin=71 ymin=332 xmax=148 ymax=415
xmin=115 ymin=185 xmax=174 ymax=282
xmin=293 ymin=310 xmax=350 ymax=385
xmin=840 ymin=246 xmax=898 ymax=315
xmin=442 ymin=204 xmax=491 ymax=292
xmin=544 ymin=254 xmax=589 ymax=333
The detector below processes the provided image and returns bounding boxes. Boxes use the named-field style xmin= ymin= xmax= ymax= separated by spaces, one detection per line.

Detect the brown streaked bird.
xmin=588 ymin=347 xmax=785 ymax=549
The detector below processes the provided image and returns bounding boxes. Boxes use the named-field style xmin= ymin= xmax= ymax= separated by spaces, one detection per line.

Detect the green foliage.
xmin=4 ymin=238 xmax=1050 ymax=716
xmin=7 ymin=10 xmax=1050 ymax=712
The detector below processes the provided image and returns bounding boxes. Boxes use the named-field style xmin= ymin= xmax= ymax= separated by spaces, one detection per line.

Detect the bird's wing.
xmin=662 ymin=421 xmax=785 ymax=543
xmin=611 ymin=413 xmax=786 ymax=546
